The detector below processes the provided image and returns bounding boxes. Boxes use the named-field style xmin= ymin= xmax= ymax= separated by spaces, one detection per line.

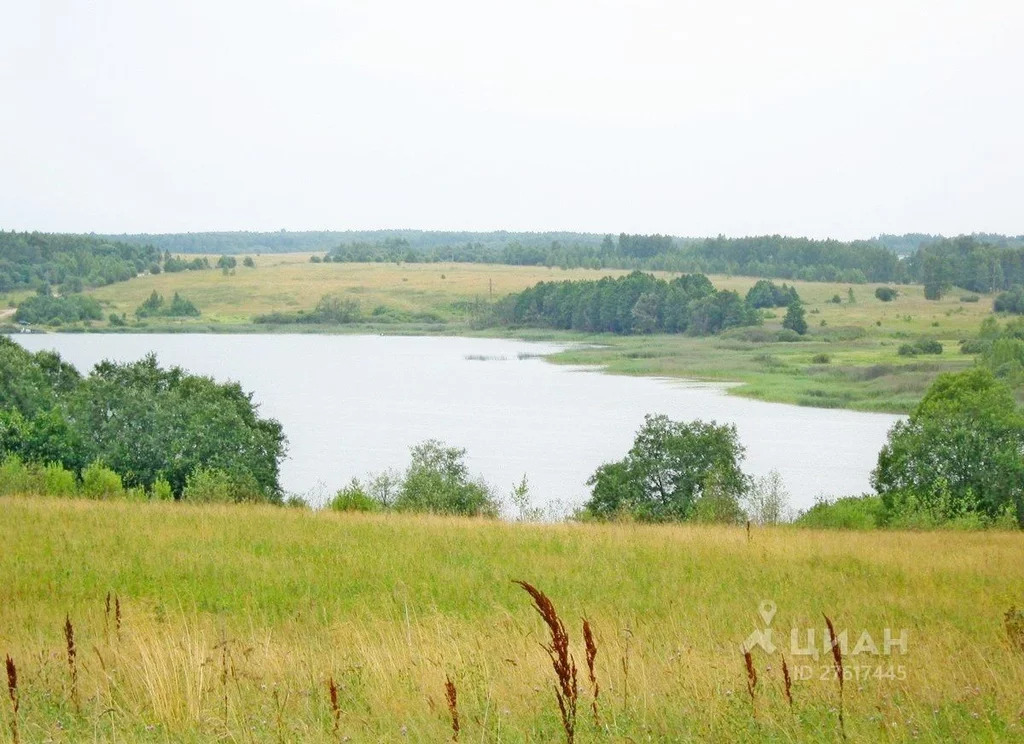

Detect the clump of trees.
xmin=329 ymin=440 xmax=499 ymax=517
xmin=135 ymin=291 xmax=200 ymax=318
xmin=14 ymin=292 xmax=103 ymax=325
xmin=490 ymin=271 xmax=760 ymax=335
xmin=0 ymin=338 xmax=286 ymax=501
xmin=162 ymin=255 xmax=210 ymax=272
xmin=745 ymin=279 xmax=800 ymax=308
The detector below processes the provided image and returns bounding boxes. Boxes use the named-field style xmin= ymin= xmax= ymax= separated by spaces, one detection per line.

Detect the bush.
xmin=743 ymin=470 xmax=792 ymax=525
xmin=329 ymin=479 xmax=381 ymax=512
xmin=253 ymin=295 xmax=362 ymax=325
xmin=0 ymin=455 xmax=35 ymax=494
xmin=150 ymin=477 xmax=174 ymax=501
xmin=720 ymin=327 xmax=804 ymax=343
xmin=182 ymin=468 xmax=234 ymax=503
xmin=875 ymin=287 xmax=898 ymax=302
xmin=182 ymin=468 xmax=263 ymax=503
xmin=41 ymin=462 xmax=76 ymax=496
xmin=960 ymin=295 xmax=980 ymax=303
xmin=994 ymin=286 xmax=1024 ymax=314
xmin=811 ymin=353 xmax=831 ymax=364
xmin=898 ymin=339 xmax=944 ymax=357
xmin=795 ymin=495 xmax=884 ymax=529
xmin=394 ymin=440 xmax=499 ymax=517
xmin=81 ymin=461 xmax=124 ymax=499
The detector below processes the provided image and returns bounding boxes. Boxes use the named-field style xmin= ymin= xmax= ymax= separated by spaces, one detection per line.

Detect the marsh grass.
xmin=1 ymin=496 xmax=1023 ymax=741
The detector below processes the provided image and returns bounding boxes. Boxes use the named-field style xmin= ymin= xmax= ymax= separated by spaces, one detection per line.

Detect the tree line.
xmin=909 ymin=236 xmax=1024 ymax=299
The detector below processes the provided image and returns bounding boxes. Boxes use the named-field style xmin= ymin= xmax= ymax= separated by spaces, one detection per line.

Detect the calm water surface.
xmin=14 ymin=334 xmax=901 ymax=514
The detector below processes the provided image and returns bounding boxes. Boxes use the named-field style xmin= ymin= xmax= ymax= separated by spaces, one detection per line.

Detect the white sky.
xmin=1 ymin=0 xmax=1022 ymax=239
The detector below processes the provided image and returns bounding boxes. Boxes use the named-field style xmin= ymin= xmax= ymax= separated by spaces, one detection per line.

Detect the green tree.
xmin=584 ymin=414 xmax=748 ymax=522
xmin=871 ymin=368 xmax=1024 ymax=526
xmin=782 ymin=301 xmax=807 ymax=335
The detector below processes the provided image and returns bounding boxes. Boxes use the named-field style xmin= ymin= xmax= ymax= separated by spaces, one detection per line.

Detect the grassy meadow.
xmin=1 ymin=496 xmax=1023 ymax=742
xmin=73 ymin=255 xmax=1002 ymax=412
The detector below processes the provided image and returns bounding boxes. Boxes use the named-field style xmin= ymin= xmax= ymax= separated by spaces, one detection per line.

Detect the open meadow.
xmin=1 ymin=496 xmax=1022 ymax=742
xmin=77 ymin=256 xmax=999 ymax=412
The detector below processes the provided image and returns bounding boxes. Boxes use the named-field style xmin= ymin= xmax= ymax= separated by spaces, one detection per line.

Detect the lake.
xmin=13 ymin=333 xmax=901 ymax=515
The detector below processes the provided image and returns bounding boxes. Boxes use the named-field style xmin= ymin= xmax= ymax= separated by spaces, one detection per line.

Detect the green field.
xmin=7 ymin=256 xmax=1004 ymax=412
xmin=1 ymin=496 xmax=1022 ymax=742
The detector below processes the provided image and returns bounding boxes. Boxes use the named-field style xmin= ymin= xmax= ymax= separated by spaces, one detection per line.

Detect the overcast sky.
xmin=2 ymin=0 xmax=1022 ymax=239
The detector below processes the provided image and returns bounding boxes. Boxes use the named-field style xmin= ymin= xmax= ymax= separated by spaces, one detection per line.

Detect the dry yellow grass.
xmin=88 ymin=256 xmax=640 ymax=323
xmin=2 ymin=496 xmax=1022 ymax=742
xmin=87 ymin=255 xmax=994 ymax=336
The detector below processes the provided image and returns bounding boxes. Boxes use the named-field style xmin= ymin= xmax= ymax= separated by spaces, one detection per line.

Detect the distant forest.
xmin=5 ymin=229 xmax=1024 ymax=304
xmin=0 ymin=232 xmax=161 ymax=293
xmin=0 ymin=231 xmax=209 ymax=294
xmin=98 ymin=228 xmax=1024 ymax=287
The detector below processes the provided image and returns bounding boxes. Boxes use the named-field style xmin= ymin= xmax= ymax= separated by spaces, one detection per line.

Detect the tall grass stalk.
xmin=5 ymin=655 xmax=18 ymax=744
xmin=64 ymin=615 xmax=78 ymax=712
xmin=514 ymin=580 xmax=578 ymax=744
xmin=445 ymin=675 xmax=459 ymax=742
xmin=824 ymin=613 xmax=845 ymax=738
xmin=582 ymin=618 xmax=600 ymax=726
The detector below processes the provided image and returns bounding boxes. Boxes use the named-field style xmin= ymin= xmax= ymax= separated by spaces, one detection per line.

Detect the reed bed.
xmin=1 ymin=496 xmax=1023 ymax=741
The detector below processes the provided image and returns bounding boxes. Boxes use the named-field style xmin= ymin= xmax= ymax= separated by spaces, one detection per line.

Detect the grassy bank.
xmin=11 ymin=256 xmax=1003 ymax=412
xmin=1 ymin=496 xmax=1023 ymax=742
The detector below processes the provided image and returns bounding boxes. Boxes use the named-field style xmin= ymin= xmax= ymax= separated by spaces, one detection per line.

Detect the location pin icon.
xmin=759 ymin=600 xmax=777 ymax=626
